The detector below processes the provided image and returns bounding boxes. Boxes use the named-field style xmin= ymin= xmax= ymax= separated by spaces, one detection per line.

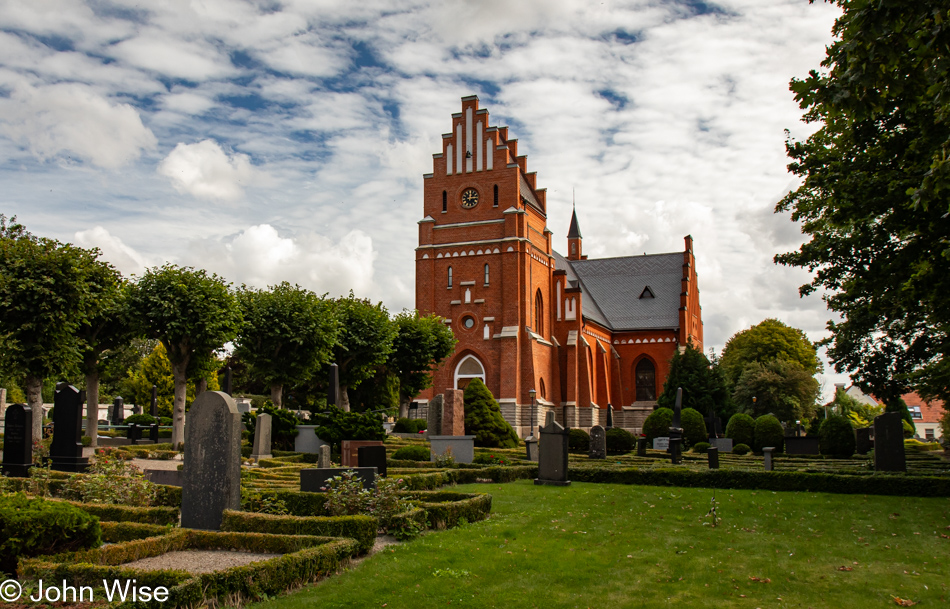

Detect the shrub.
xmin=568 ymin=428 xmax=591 ymax=453
xmin=123 ymin=413 xmax=158 ymax=426
xmin=463 ymin=378 xmax=521 ymax=448
xmin=392 ymin=445 xmax=431 ymax=461
xmin=819 ymin=415 xmax=855 ymax=457
xmin=902 ymin=419 xmax=915 ymax=438
xmin=393 ymin=418 xmax=427 ymax=433
xmin=472 ymin=453 xmax=515 ymax=466
xmin=692 ymin=441 xmax=711 ymax=454
xmin=606 ymin=427 xmax=635 ymax=454
xmin=0 ymin=493 xmax=102 ymax=575
xmin=733 ymin=443 xmax=751 ymax=455
xmin=726 ymin=413 xmax=755 ymax=447
xmin=244 ymin=403 xmax=306 ymax=451
xmin=61 ymin=451 xmax=157 ymax=506
xmin=753 ymin=415 xmax=785 ymax=453
xmin=311 ymin=407 xmax=386 ymax=452
xmin=322 ymin=471 xmax=411 ymax=532
xmin=641 ymin=408 xmax=673 ymax=443
xmin=680 ymin=408 xmax=708 ymax=447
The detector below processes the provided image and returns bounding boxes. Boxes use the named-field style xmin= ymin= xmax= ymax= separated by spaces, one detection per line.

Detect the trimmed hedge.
xmin=99 ymin=521 xmax=173 ymax=543
xmin=393 ymin=418 xmax=427 ymax=433
xmin=753 ymin=415 xmax=785 ymax=453
xmin=733 ymin=443 xmax=751 ymax=456
xmin=567 ymin=467 xmax=950 ymax=497
xmin=0 ymin=493 xmax=102 ymax=576
xmin=642 ymin=408 xmax=673 ymax=443
xmin=221 ymin=510 xmax=378 ymax=554
xmin=680 ymin=408 xmax=708 ymax=447
xmin=819 ymin=415 xmax=856 ymax=457
xmin=66 ymin=500 xmax=180 ymax=526
xmin=568 ymin=428 xmax=591 ymax=453
xmin=400 ymin=491 xmax=492 ymax=529
xmin=392 ymin=445 xmax=432 ymax=461
xmin=725 ymin=413 xmax=755 ymax=447
xmin=20 ymin=529 xmax=358 ymax=609
xmin=455 ymin=465 xmax=537 ymax=484
xmin=606 ymin=427 xmax=635 ymax=454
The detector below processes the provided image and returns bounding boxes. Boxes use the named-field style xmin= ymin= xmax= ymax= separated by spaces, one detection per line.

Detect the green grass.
xmin=250 ymin=480 xmax=950 ymax=609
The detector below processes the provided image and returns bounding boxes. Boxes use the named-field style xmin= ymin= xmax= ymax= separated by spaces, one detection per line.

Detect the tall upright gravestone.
xmin=535 ymin=419 xmax=571 ymax=486
xmin=111 ymin=396 xmax=124 ymax=426
xmin=181 ymin=391 xmax=242 ymax=530
xmin=668 ymin=387 xmax=684 ymax=465
xmin=873 ymin=412 xmax=906 ymax=472
xmin=50 ymin=384 xmax=90 ymax=473
xmin=589 ymin=425 xmax=606 ymax=459
xmin=250 ymin=412 xmax=273 ymax=461
xmin=150 ymin=385 xmax=158 ymax=418
xmin=426 ymin=394 xmax=444 ymax=439
xmin=328 ymin=363 xmax=340 ymax=407
xmin=1 ymin=404 xmax=33 ymax=477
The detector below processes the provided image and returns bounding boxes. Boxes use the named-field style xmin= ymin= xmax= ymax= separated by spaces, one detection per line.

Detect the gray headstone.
xmin=1 ymin=403 xmax=33 ymax=477
xmin=763 ymin=447 xmax=775 ymax=471
xmin=710 ymin=438 xmax=733 ymax=453
xmin=50 ymin=384 xmax=89 ymax=473
xmin=150 ymin=385 xmax=158 ymax=418
xmin=300 ymin=467 xmax=377 ymax=493
xmin=429 ymin=435 xmax=475 ymax=463
xmin=535 ymin=419 xmax=570 ymax=486
xmin=144 ymin=469 xmax=182 ymax=487
xmin=358 ymin=445 xmax=387 ymax=477
xmin=873 ymin=412 xmax=906 ymax=472
xmin=544 ymin=410 xmax=556 ymax=427
xmin=111 ymin=396 xmax=124 ymax=425
xmin=707 ymin=446 xmax=719 ymax=469
xmin=525 ymin=435 xmax=539 ymax=461
xmin=328 ymin=363 xmax=340 ymax=407
xmin=295 ymin=425 xmax=328 ymax=453
xmin=318 ymin=444 xmax=332 ymax=468
xmin=589 ymin=425 xmax=606 ymax=459
xmin=653 ymin=437 xmax=670 ymax=451
xmin=181 ymin=391 xmax=242 ymax=530
xmin=427 ymin=394 xmax=444 ymax=439
xmin=251 ymin=413 xmax=273 ymax=460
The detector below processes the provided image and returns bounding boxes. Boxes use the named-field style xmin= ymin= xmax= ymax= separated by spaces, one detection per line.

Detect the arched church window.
xmin=635 ymin=359 xmax=656 ymax=402
xmin=484 ymin=263 xmax=490 ymax=285
xmin=454 ymin=354 xmax=486 ymax=389
xmin=571 ymin=242 xmax=576 ymax=254
xmin=534 ymin=289 xmax=544 ymax=336
xmin=539 ymin=377 xmax=546 ymax=400
xmin=447 ymin=266 xmax=453 ymax=288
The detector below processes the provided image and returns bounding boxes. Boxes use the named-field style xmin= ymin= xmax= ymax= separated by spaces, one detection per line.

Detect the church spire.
xmin=567 ymin=207 xmax=582 ymax=239
xmin=567 ymin=203 xmax=583 ymax=260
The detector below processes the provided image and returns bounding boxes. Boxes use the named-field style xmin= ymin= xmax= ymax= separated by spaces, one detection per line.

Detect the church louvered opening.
xmin=639 ymin=286 xmax=655 ymax=299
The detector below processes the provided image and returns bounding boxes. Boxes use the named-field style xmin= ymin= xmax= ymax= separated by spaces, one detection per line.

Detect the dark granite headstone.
xmin=358 ymin=445 xmax=387 ymax=477
xmin=50 ymin=384 xmax=90 ymax=473
xmin=149 ymin=423 xmax=159 ymax=443
xmin=605 ymin=404 xmax=614 ymax=429
xmin=636 ymin=437 xmax=647 ymax=456
xmin=180 ymin=391 xmax=242 ymax=530
xmin=1 ymin=404 xmax=33 ymax=477
xmin=589 ymin=425 xmax=606 ymax=459
xmin=127 ymin=423 xmax=141 ymax=445
xmin=855 ymin=427 xmax=872 ymax=455
xmin=535 ymin=419 xmax=570 ymax=486
xmin=300 ymin=467 xmax=377 ymax=492
xmin=150 ymin=385 xmax=158 ymax=418
xmin=111 ymin=396 xmax=124 ymax=425
xmin=328 ymin=363 xmax=340 ymax=407
xmin=785 ymin=437 xmax=820 ymax=455
xmin=426 ymin=394 xmax=444 ymax=440
xmin=873 ymin=412 xmax=906 ymax=472
xmin=145 ymin=469 xmax=182 ymax=487
xmin=707 ymin=446 xmax=719 ymax=469
xmin=222 ymin=367 xmax=233 ymax=396
xmin=132 ymin=403 xmax=141 ymax=415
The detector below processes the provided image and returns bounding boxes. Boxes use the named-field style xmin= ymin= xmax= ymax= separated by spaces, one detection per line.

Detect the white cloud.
xmin=0 ymin=82 xmax=156 ymax=168
xmin=157 ymin=140 xmax=258 ymax=201
xmin=109 ymin=34 xmax=235 ymax=81
xmin=73 ymin=226 xmax=154 ymax=277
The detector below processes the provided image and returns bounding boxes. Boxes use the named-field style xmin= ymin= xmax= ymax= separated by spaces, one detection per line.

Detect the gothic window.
xmin=635 ymin=359 xmax=656 ymax=402
xmin=454 ymin=354 xmax=485 ymax=389
xmin=571 ymin=242 xmax=576 ymax=254
xmin=539 ymin=377 xmax=546 ymax=400
xmin=442 ymin=190 xmax=447 ymax=212
xmin=447 ymin=266 xmax=453 ymax=288
xmin=484 ymin=263 xmax=490 ymax=285
xmin=534 ymin=289 xmax=543 ymax=336
xmin=493 ymin=184 xmax=498 ymax=207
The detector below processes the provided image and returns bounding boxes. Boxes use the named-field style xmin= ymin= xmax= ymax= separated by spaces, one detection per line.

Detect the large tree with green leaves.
xmin=719 ymin=319 xmax=822 ymax=387
xmin=656 ymin=344 xmax=732 ymax=420
xmin=233 ymin=283 xmax=339 ymax=408
xmin=775 ymin=1 xmax=950 ymax=403
xmin=128 ymin=265 xmax=241 ymax=446
xmin=328 ymin=293 xmax=397 ymax=411
xmin=0 ymin=216 xmax=106 ymax=443
xmin=389 ymin=311 xmax=457 ymax=417
xmin=732 ymin=358 xmax=820 ymax=423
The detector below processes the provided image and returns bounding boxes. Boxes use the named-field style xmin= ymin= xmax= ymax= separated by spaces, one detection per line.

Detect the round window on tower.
xmin=462 ymin=316 xmax=476 ymax=330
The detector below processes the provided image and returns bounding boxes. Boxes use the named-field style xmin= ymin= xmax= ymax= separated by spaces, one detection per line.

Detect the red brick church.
xmin=415 ymin=96 xmax=703 ymax=435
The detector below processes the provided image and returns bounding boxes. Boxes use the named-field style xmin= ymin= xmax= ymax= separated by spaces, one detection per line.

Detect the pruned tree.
xmin=388 ymin=311 xmax=457 ymax=417
xmin=327 ymin=293 xmax=396 ymax=412
xmin=128 ymin=265 xmax=241 ymax=446
xmin=718 ymin=319 xmax=822 ymax=388
xmin=233 ymin=282 xmax=339 ymax=408
xmin=732 ymin=359 xmax=820 ymax=423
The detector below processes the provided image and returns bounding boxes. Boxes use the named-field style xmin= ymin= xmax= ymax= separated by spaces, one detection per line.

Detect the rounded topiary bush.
xmin=123 ymin=414 xmax=158 ymax=426
xmin=725 ymin=413 xmax=755 ymax=447
xmin=641 ymin=408 xmax=673 ymax=443
xmin=692 ymin=441 xmax=711 ymax=454
xmin=732 ymin=443 xmax=751 ymax=455
xmin=463 ymin=378 xmax=521 ymax=448
xmin=753 ymin=415 xmax=784 ymax=453
xmin=0 ymin=493 xmax=102 ymax=575
xmin=680 ymin=408 xmax=708 ymax=447
xmin=393 ymin=418 xmax=426 ymax=433
xmin=568 ymin=428 xmax=591 ymax=453
xmin=392 ymin=445 xmax=431 ymax=461
xmin=819 ymin=415 xmax=855 ymax=457
xmin=606 ymin=427 xmax=635 ymax=454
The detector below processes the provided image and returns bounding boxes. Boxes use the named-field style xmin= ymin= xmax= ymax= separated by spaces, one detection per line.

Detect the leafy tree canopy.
xmin=775 ymin=1 xmax=950 ymax=403
xmin=719 ymin=319 xmax=821 ymax=387
xmin=657 ymin=344 xmax=732 ymax=419
xmin=732 ymin=358 xmax=820 ymax=423
xmin=388 ymin=311 xmax=456 ymax=407
xmin=327 ymin=293 xmax=397 ymax=410
xmin=122 ymin=342 xmax=219 ymax=418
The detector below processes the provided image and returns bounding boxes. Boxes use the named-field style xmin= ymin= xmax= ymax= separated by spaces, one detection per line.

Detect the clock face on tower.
xmin=460 ymin=188 xmax=479 ymax=209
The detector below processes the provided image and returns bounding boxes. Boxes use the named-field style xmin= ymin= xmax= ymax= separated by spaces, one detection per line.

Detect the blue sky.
xmin=0 ymin=0 xmax=847 ymax=396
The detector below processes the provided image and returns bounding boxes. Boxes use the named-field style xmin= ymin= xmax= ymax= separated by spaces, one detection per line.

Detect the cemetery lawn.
xmin=251 ymin=480 xmax=950 ymax=609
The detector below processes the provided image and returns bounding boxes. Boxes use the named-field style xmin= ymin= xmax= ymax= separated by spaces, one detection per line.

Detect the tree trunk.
xmin=171 ymin=360 xmax=188 ymax=449
xmin=25 ymin=374 xmax=43 ymax=446
xmin=340 ymin=386 xmax=350 ymax=412
xmin=85 ymin=369 xmax=99 ymax=448
xmin=270 ymin=383 xmax=283 ymax=408
xmin=399 ymin=395 xmax=410 ymax=419
xmin=196 ymin=378 xmax=207 ymax=396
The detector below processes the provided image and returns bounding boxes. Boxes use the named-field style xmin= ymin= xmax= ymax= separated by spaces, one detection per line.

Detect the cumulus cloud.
xmin=0 ymin=82 xmax=156 ymax=168
xmin=183 ymin=224 xmax=377 ymax=297
xmin=73 ymin=226 xmax=154 ymax=277
xmin=157 ymin=140 xmax=258 ymax=201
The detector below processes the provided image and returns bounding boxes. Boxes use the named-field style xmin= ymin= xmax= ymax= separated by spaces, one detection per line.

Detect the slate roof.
xmin=553 ymin=250 xmax=683 ymax=331
xmin=520 ymin=173 xmax=542 ymax=212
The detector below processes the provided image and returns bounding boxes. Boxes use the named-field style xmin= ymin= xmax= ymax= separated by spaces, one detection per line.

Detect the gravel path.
xmin=121 ymin=550 xmax=281 ymax=574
